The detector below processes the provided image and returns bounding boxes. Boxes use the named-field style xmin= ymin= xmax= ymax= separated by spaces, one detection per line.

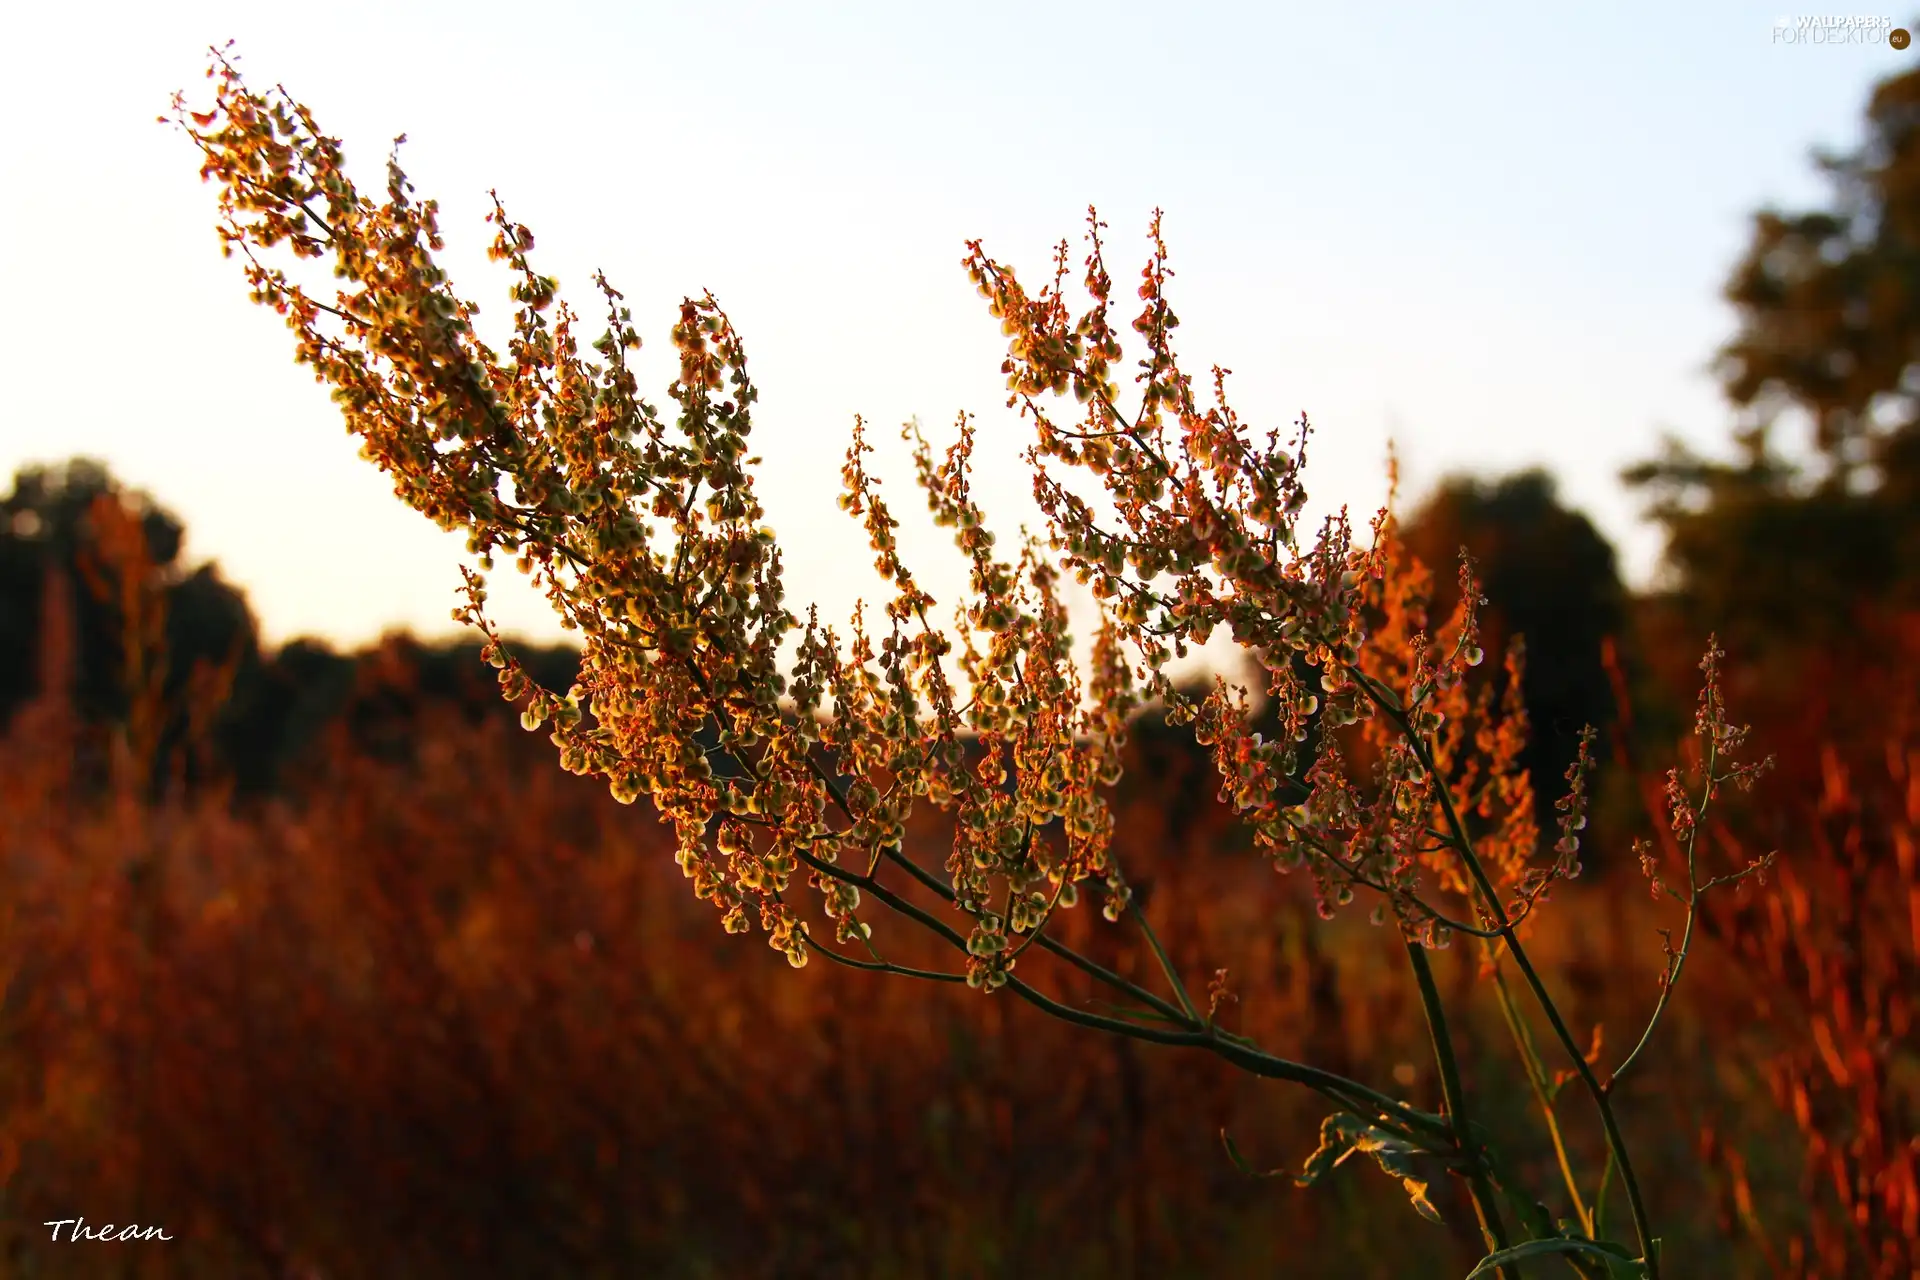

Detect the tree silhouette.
xmin=0 ymin=459 xmax=595 ymax=794
xmin=1398 ymin=469 xmax=1627 ymax=829
xmin=0 ymin=460 xmax=259 ymax=789
xmin=1627 ymin=59 xmax=1920 ymax=663
xmin=1718 ymin=62 xmax=1920 ymax=482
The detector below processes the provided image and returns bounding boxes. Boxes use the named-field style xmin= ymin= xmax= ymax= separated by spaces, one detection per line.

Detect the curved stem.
xmin=1427 ymin=756 xmax=1660 ymax=1274
xmin=790 ymin=835 xmax=1448 ymax=1138
xmin=1352 ymin=671 xmax=1661 ymax=1275
xmin=1128 ymin=894 xmax=1201 ymax=1022
xmin=1611 ymin=738 xmax=1764 ymax=1094
xmin=1592 ymin=1147 xmax=1617 ymax=1241
xmin=1406 ymin=941 xmax=1519 ymax=1277
xmin=1488 ymin=950 xmax=1593 ymax=1236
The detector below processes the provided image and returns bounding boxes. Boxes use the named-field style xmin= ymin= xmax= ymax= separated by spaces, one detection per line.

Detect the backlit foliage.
xmin=165 ymin=49 xmax=1793 ymax=1278
xmin=174 ymin=55 xmax=1580 ymax=977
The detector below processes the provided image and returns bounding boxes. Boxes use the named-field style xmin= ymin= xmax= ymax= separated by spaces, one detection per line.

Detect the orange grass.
xmin=3 ymin=588 xmax=1910 ymax=1277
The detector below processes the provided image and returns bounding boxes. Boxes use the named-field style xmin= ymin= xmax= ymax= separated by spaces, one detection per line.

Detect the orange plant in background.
xmin=0 ymin=436 xmax=1901 ymax=1278
xmin=154 ymin=46 xmax=1802 ymax=1277
xmin=1619 ymin=615 xmax=1919 ymax=1280
xmin=0 ymin=587 xmax=1786 ymax=1279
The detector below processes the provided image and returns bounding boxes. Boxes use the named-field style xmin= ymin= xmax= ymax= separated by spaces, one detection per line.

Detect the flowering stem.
xmin=876 ymin=838 xmax=1193 ymax=1025
xmin=785 ymin=762 xmax=1451 ymax=1138
xmin=1608 ymin=738 xmax=1719 ymax=1093
xmin=1353 ymin=671 xmax=1660 ymax=1275
xmin=1424 ymin=742 xmax=1660 ymax=1276
xmin=839 ymin=840 xmax=1445 ymax=1131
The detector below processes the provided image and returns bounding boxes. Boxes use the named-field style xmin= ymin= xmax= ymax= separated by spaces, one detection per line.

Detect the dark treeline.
xmin=0 ymin=455 xmax=1632 ymax=833
xmin=0 ymin=458 xmax=581 ymax=796
xmin=4 ymin=400 xmax=1914 ymax=853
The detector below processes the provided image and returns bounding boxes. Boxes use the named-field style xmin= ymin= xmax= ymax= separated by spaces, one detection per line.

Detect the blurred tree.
xmin=0 ymin=459 xmax=260 ymax=788
xmin=1625 ymin=59 xmax=1920 ymax=659
xmin=1622 ymin=427 xmax=1913 ymax=657
xmin=0 ymin=458 xmax=590 ymax=794
xmin=1718 ymin=63 xmax=1920 ymax=482
xmin=1397 ymin=469 xmax=1627 ymax=826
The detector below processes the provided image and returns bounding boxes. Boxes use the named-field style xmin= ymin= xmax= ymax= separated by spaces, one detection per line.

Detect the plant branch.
xmin=1353 ymin=670 xmax=1660 ymax=1275
xmin=1406 ymin=940 xmax=1519 ymax=1276
xmin=1488 ymin=948 xmax=1593 ymax=1237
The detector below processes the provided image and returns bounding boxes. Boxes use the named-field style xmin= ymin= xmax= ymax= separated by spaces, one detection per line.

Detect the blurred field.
xmin=0 ymin=579 xmax=1910 ymax=1278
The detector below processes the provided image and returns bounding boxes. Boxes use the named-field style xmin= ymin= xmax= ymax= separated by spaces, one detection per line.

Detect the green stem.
xmin=1355 ymin=671 xmax=1661 ymax=1276
xmin=1610 ymin=738 xmax=1719 ymax=1093
xmin=1497 ymin=919 xmax=1659 ymax=1274
xmin=1128 ymin=895 xmax=1201 ymax=1022
xmin=1406 ymin=941 xmax=1519 ymax=1278
xmin=788 ymin=839 xmax=1450 ymax=1139
xmin=1592 ymin=1148 xmax=1616 ymax=1240
xmin=1489 ymin=951 xmax=1593 ymax=1236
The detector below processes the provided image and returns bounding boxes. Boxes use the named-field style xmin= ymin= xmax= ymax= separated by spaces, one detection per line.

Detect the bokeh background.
xmin=0 ymin=5 xmax=1916 ymax=1277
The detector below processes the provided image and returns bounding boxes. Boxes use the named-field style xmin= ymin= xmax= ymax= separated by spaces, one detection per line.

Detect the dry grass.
xmin=0 ymin=600 xmax=1910 ymax=1277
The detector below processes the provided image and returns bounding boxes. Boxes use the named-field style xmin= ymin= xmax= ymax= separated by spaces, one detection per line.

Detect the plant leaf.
xmin=1295 ymin=1112 xmax=1445 ymax=1224
xmin=1462 ymin=1237 xmax=1644 ymax=1279
xmin=1219 ymin=1128 xmax=1290 ymax=1179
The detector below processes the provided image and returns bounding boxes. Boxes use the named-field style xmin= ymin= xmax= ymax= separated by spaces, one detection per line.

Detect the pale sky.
xmin=1 ymin=3 xmax=1910 ymax=651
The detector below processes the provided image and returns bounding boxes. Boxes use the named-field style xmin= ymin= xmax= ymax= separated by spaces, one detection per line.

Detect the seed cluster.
xmin=177 ymin=53 xmax=1594 ymax=983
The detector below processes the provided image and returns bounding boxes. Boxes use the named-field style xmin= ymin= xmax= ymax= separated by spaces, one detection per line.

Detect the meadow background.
xmin=1 ymin=9 xmax=1918 ymax=1279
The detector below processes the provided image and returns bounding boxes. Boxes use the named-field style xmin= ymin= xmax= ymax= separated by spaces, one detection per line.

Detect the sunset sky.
xmin=1 ymin=2 xmax=1909 ymax=651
